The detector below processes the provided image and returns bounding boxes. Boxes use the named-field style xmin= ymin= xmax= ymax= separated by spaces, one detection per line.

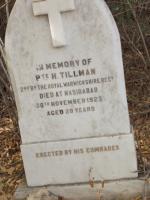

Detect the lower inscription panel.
xmin=21 ymin=134 xmax=138 ymax=186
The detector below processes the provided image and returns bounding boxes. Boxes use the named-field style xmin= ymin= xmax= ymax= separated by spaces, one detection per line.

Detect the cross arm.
xmin=60 ymin=0 xmax=75 ymax=12
xmin=32 ymin=0 xmax=48 ymax=16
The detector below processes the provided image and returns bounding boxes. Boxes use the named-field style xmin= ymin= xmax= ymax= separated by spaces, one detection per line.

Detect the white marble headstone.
xmin=5 ymin=0 xmax=137 ymax=187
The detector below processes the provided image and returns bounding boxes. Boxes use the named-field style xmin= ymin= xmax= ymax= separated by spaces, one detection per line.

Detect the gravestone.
xmin=5 ymin=0 xmax=138 ymax=198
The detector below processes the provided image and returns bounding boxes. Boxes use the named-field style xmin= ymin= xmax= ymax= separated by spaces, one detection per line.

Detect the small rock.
xmin=27 ymin=189 xmax=56 ymax=200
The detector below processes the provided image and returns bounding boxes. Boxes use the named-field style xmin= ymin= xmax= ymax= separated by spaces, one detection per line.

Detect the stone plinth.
xmin=14 ymin=178 xmax=150 ymax=200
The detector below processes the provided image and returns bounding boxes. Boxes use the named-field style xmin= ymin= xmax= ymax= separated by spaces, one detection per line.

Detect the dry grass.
xmin=0 ymin=16 xmax=24 ymax=198
xmin=0 ymin=0 xmax=150 ymax=199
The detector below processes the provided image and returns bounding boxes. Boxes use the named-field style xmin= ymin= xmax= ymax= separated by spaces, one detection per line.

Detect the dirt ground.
xmin=0 ymin=0 xmax=150 ymax=199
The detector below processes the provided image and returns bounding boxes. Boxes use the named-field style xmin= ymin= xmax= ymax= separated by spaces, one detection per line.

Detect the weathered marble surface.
xmin=14 ymin=179 xmax=150 ymax=200
xmin=5 ymin=0 xmax=131 ymax=144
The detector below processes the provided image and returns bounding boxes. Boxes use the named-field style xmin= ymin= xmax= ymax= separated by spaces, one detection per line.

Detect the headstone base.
xmin=14 ymin=178 xmax=150 ymax=200
xmin=21 ymin=134 xmax=138 ymax=186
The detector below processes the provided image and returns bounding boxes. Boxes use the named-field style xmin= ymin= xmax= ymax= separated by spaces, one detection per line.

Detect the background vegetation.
xmin=0 ymin=0 xmax=150 ymax=199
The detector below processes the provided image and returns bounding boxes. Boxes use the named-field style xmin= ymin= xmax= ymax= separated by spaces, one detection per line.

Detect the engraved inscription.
xmin=19 ymin=57 xmax=115 ymax=117
xmin=35 ymin=145 xmax=120 ymax=158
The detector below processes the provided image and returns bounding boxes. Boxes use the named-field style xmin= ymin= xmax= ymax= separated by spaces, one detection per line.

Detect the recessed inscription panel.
xmin=5 ymin=0 xmax=130 ymax=144
xmin=21 ymin=135 xmax=137 ymax=186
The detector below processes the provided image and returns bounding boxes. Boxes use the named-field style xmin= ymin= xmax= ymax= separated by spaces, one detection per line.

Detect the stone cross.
xmin=32 ymin=0 xmax=75 ymax=47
